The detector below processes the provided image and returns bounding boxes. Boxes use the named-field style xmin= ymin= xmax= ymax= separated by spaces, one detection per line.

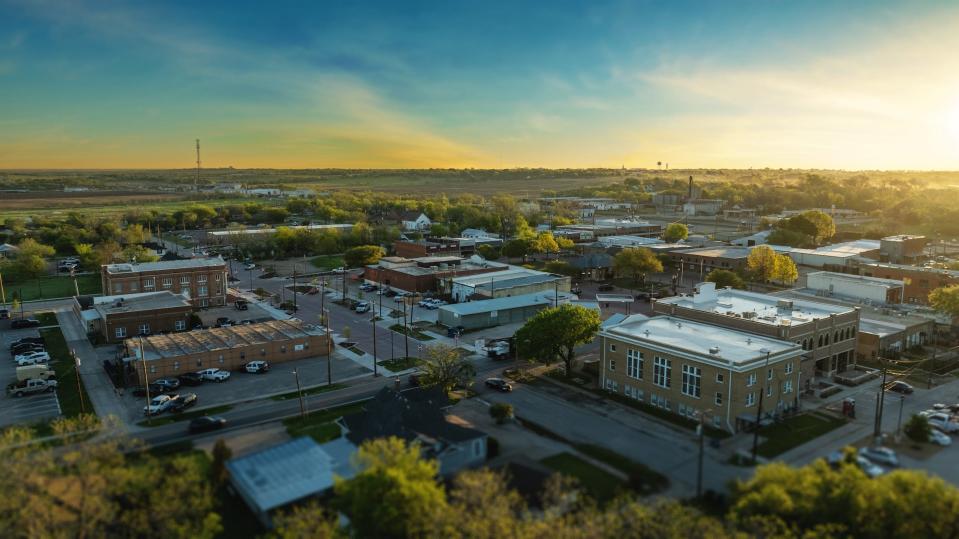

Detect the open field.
xmin=0 ymin=193 xmax=265 ymax=220
xmin=4 ymin=274 xmax=101 ymax=302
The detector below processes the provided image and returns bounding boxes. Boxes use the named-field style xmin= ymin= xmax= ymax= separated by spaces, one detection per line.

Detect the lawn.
xmin=35 ymin=311 xmax=59 ymax=326
xmin=377 ymin=356 xmax=422 ymax=372
xmin=270 ymin=382 xmax=345 ymax=401
xmin=573 ymin=443 xmax=669 ymax=495
xmin=309 ymin=254 xmax=345 ymax=270
xmin=137 ymin=405 xmax=234 ymax=427
xmin=388 ymin=324 xmax=435 ymax=341
xmin=39 ymin=327 xmax=93 ymax=418
xmin=756 ymin=413 xmax=847 ymax=458
xmin=282 ymin=401 xmax=367 ymax=442
xmin=6 ymin=274 xmax=101 ymax=301
xmin=540 ymin=452 xmax=626 ymax=504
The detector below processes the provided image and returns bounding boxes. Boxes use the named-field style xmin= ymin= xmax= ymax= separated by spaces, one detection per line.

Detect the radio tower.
xmin=195 ymin=139 xmax=201 ymax=192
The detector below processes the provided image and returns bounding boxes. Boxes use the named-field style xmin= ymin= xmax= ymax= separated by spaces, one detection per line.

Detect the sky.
xmin=1 ymin=0 xmax=959 ymax=170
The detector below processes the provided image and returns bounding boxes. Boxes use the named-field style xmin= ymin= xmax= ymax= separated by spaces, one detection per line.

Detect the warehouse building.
xmin=74 ymin=291 xmax=193 ymax=343
xmin=599 ymin=314 xmax=804 ymax=433
xmin=450 ymin=267 xmax=570 ymax=302
xmin=805 ymin=271 xmax=904 ymax=305
xmin=124 ymin=319 xmax=330 ymax=384
xmin=880 ymin=235 xmax=928 ymax=264
xmin=438 ymin=292 xmax=570 ymax=330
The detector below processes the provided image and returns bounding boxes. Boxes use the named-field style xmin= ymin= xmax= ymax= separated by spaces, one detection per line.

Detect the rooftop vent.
xmin=709 ymin=346 xmax=721 ymax=355
xmin=746 ymin=337 xmax=752 ymax=345
xmin=742 ymin=311 xmax=757 ymax=319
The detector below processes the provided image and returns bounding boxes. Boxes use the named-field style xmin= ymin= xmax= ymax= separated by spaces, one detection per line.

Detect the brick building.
xmin=670 ymin=246 xmax=752 ymax=274
xmin=880 ymin=235 xmax=928 ymax=264
xmin=74 ymin=291 xmax=193 ymax=343
xmin=125 ymin=319 xmax=330 ymax=384
xmin=393 ymin=239 xmax=461 ymax=258
xmin=101 ymin=257 xmax=229 ymax=308
xmin=363 ymin=256 xmax=501 ymax=294
xmin=859 ymin=262 xmax=959 ymax=305
xmin=600 ymin=314 xmax=804 ymax=433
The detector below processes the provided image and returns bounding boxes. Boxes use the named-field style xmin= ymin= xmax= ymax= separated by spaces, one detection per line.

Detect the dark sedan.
xmin=178 ymin=372 xmax=205 ymax=386
xmin=11 ymin=319 xmax=41 ymax=329
xmin=188 ymin=416 xmax=227 ymax=433
xmin=153 ymin=378 xmax=181 ymax=391
xmin=131 ymin=383 xmax=170 ymax=396
xmin=485 ymin=378 xmax=513 ymax=392
xmin=169 ymin=393 xmax=198 ymax=413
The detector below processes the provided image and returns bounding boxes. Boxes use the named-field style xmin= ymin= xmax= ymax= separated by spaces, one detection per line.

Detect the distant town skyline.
xmin=2 ymin=0 xmax=958 ymax=170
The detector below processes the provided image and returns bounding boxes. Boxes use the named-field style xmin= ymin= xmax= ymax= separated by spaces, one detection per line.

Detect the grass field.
xmin=377 ymin=356 xmax=422 ymax=372
xmin=39 ymin=327 xmax=93 ymax=418
xmin=6 ymin=274 xmax=101 ymax=302
xmin=573 ymin=443 xmax=669 ymax=495
xmin=309 ymin=254 xmax=344 ymax=270
xmin=282 ymin=401 xmax=367 ymax=442
xmin=270 ymin=382 xmax=345 ymax=401
xmin=756 ymin=413 xmax=847 ymax=458
xmin=540 ymin=452 xmax=625 ymax=503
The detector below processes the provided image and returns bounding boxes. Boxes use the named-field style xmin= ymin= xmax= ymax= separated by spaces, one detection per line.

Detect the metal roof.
xmin=439 ymin=292 xmax=566 ymax=316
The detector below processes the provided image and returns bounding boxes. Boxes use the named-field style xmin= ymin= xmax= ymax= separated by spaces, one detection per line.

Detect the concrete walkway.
xmin=56 ymin=309 xmax=128 ymax=426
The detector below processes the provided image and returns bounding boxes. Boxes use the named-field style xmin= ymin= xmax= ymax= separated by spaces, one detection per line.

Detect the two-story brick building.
xmin=74 ymin=291 xmax=193 ymax=343
xmin=101 ymin=257 xmax=229 ymax=308
xmin=653 ymin=282 xmax=860 ymax=391
xmin=600 ymin=314 xmax=805 ymax=433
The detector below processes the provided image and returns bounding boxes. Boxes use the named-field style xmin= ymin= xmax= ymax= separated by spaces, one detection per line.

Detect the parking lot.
xmin=195 ymin=301 xmax=276 ymax=328
xmin=0 ymin=324 xmax=62 ymax=428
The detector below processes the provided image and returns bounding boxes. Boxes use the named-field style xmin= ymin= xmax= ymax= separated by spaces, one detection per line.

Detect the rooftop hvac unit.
xmin=777 ymin=299 xmax=794 ymax=310
xmin=709 ymin=346 xmax=721 ymax=355
xmin=742 ymin=311 xmax=757 ymax=319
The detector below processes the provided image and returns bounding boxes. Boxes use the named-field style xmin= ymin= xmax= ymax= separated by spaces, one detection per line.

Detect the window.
xmin=767 ymin=385 xmax=773 ymax=397
xmin=180 ymin=275 xmax=190 ymax=284
xmin=653 ymin=356 xmax=671 ymax=388
xmin=473 ymin=440 xmax=482 ymax=457
xmin=609 ymin=343 xmax=617 ymax=352
xmin=174 ymin=320 xmax=186 ymax=331
xmin=608 ymin=359 xmax=616 ymax=371
xmin=747 ymin=373 xmax=757 ymax=387
xmin=745 ymin=392 xmax=756 ymax=407
xmin=162 ymin=277 xmax=172 ymax=288
xmin=713 ymin=416 xmax=722 ymax=429
xmin=173 ymin=361 xmax=179 ymax=371
xmin=196 ymin=359 xmax=202 ymax=367
xmin=624 ymin=384 xmax=644 ymax=401
xmin=218 ymin=357 xmax=224 ymax=364
xmin=115 ymin=327 xmax=127 ymax=338
xmin=681 ymin=364 xmax=701 ymax=398
xmin=198 ymin=274 xmax=208 ymax=283
xmin=113 ymin=283 xmax=123 ymax=294
xmin=198 ymin=286 xmax=208 ymax=297
xmin=783 ymin=380 xmax=794 ymax=394
xmin=150 ymin=365 xmax=156 ymax=374
xmin=626 ymin=349 xmax=643 ymax=379
xmin=200 ymin=299 xmax=208 ymax=307
xmin=215 ymin=273 xmax=221 ymax=281
xmin=294 ymin=344 xmax=305 ymax=352
xmin=785 ymin=362 xmax=794 ymax=374
xmin=767 ymin=368 xmax=773 ymax=380
xmin=130 ymin=283 xmax=138 ymax=292
xmin=716 ymin=372 xmax=724 ymax=383
xmin=715 ymin=392 xmax=723 ymax=406
xmin=215 ymin=286 xmax=222 ymax=295
xmin=605 ymin=379 xmax=618 ymax=391
xmin=143 ymin=278 xmax=155 ymax=289
xmin=138 ymin=323 xmax=150 ymax=335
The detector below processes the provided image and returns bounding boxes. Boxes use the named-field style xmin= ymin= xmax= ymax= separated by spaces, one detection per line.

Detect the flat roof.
xmin=807 ymin=271 xmax=903 ymax=289
xmin=882 ymin=235 xmax=925 ymax=242
xmin=104 ymin=257 xmax=225 ymax=274
xmin=94 ymin=291 xmax=191 ymax=316
xmin=440 ymin=292 xmax=567 ymax=316
xmin=673 ymin=246 xmax=752 ymax=259
xmin=598 ymin=235 xmax=664 ymax=246
xmin=127 ymin=319 xmax=326 ymax=361
xmin=475 ymin=273 xmax=563 ymax=291
xmin=858 ymin=319 xmax=908 ymax=338
xmin=208 ymin=224 xmax=352 ymax=237
xmin=657 ymin=282 xmax=853 ymax=325
xmin=862 ymin=261 xmax=959 ymax=278
xmin=811 ymin=240 xmax=880 ymax=255
xmin=452 ymin=267 xmax=546 ymax=286
xmin=603 ymin=315 xmax=801 ymax=364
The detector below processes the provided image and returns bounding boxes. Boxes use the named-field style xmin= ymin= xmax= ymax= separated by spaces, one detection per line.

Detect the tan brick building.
xmin=74 ymin=291 xmax=193 ymax=343
xmin=653 ymin=282 xmax=860 ymax=391
xmin=101 ymin=257 xmax=229 ymax=308
xmin=125 ymin=319 xmax=330 ymax=384
xmin=859 ymin=262 xmax=959 ymax=305
xmin=600 ymin=315 xmax=805 ymax=433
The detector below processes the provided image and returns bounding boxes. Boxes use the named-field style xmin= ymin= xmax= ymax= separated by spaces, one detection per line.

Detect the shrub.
xmin=490 ymin=403 xmax=514 ymax=424
xmin=904 ymin=414 xmax=932 ymax=443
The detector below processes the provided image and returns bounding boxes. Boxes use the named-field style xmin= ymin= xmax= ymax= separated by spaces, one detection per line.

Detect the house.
xmin=653 ymin=282 xmax=860 ymax=386
xmin=342 ymin=387 xmax=488 ymax=475
xmin=400 ymin=211 xmax=432 ymax=232
xmin=460 ymin=228 xmax=500 ymax=239
xmin=599 ymin=313 xmax=805 ymax=433
xmin=0 ymin=243 xmax=19 ymax=258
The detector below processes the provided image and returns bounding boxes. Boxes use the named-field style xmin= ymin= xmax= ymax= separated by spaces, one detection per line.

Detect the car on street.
xmin=825 ymin=450 xmax=885 ymax=478
xmin=887 ymin=381 xmax=914 ymax=394
xmin=244 ymin=263 xmax=256 ymax=270
xmin=244 ymin=360 xmax=270 ymax=374
xmin=929 ymin=428 xmax=953 ymax=446
xmin=15 ymin=351 xmax=51 ymax=366
xmin=859 ymin=446 xmax=899 ymax=467
xmin=178 ymin=372 xmax=205 ymax=386
xmin=168 ymin=393 xmax=198 ymax=413
xmin=0 ymin=309 xmax=9 ymax=320
xmin=922 ymin=412 xmax=959 ymax=433
xmin=143 ymin=394 xmax=176 ymax=415
xmin=153 ymin=378 xmax=181 ymax=391
xmin=188 ymin=416 xmax=227 ymax=433
xmin=234 ymin=299 xmax=249 ymax=311
xmin=215 ymin=317 xmax=234 ymax=328
xmin=197 ymin=368 xmax=231 ymax=382
xmin=446 ymin=325 xmax=464 ymax=338
xmin=354 ymin=301 xmax=371 ymax=313
xmin=11 ymin=319 xmax=41 ymax=329
xmin=485 ymin=378 xmax=513 ymax=392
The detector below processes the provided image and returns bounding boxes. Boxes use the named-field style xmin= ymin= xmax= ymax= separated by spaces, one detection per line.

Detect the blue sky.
xmin=1 ymin=0 xmax=958 ymax=169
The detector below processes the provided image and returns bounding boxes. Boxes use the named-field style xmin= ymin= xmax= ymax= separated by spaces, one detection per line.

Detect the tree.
xmin=429 ymin=223 xmax=449 ymax=237
xmin=530 ymin=231 xmax=560 ymax=258
xmin=772 ymin=254 xmax=798 ymax=285
xmin=343 ymin=245 xmax=385 ymax=267
xmin=419 ymin=343 xmax=476 ymax=395
xmin=905 ymin=414 xmax=932 ymax=443
xmin=612 ymin=247 xmax=663 ymax=286
xmin=800 ymin=210 xmax=836 ymax=245
xmin=271 ymin=501 xmax=341 ymax=539
xmin=663 ymin=223 xmax=689 ymax=243
xmin=334 ymin=437 xmax=446 ymax=538
xmin=489 ymin=403 xmax=513 ymax=424
xmin=476 ymin=244 xmax=500 ymax=260
xmin=515 ymin=304 xmax=601 ymax=376
xmin=555 ymin=236 xmax=575 ymax=251
xmin=544 ymin=260 xmax=578 ymax=277
xmin=767 ymin=228 xmax=813 ymax=248
xmin=706 ymin=269 xmax=746 ymax=290
xmin=501 ymin=239 xmax=529 ymax=261
xmin=929 ymin=285 xmax=959 ymax=318
xmin=746 ymin=246 xmax=778 ymax=282
xmin=210 ymin=439 xmax=232 ymax=488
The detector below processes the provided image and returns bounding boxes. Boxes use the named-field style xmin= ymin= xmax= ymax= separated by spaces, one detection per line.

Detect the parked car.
xmin=7 ymin=378 xmax=58 ymax=397
xmin=354 ymin=301 xmax=371 ymax=313
xmin=859 ymin=446 xmax=899 ymax=467
xmin=485 ymin=378 xmax=513 ymax=392
xmin=887 ymin=381 xmax=914 ymax=394
xmin=15 ymin=352 xmax=51 ymax=366
xmin=215 ymin=317 xmax=234 ymax=328
xmin=244 ymin=263 xmax=256 ymax=270
xmin=447 ymin=326 xmax=465 ymax=338
xmin=929 ymin=428 xmax=953 ymax=446
xmin=234 ymin=299 xmax=249 ymax=311
xmin=11 ymin=343 xmax=44 ymax=355
xmin=244 ymin=361 xmax=270 ymax=374
xmin=9 ymin=337 xmax=44 ymax=350
xmin=143 ymin=394 xmax=177 ymax=415
xmin=827 ymin=451 xmax=886 ymax=478
xmin=153 ymin=378 xmax=181 ymax=391
xmin=197 ymin=368 xmax=231 ymax=382
xmin=11 ymin=319 xmax=41 ymax=329
xmin=923 ymin=412 xmax=959 ymax=433
xmin=597 ymin=283 xmax=615 ymax=292
xmin=178 ymin=372 xmax=205 ymax=386
xmin=169 ymin=393 xmax=198 ymax=413
xmin=131 ymin=383 xmax=168 ymax=396
xmin=238 ymin=319 xmax=253 ymax=325
xmin=188 ymin=416 xmax=227 ymax=433
xmin=0 ymin=308 xmax=9 ymax=320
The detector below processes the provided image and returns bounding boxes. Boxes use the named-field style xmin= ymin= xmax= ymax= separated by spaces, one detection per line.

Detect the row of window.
xmin=798 ymin=326 xmax=856 ymax=351
xmin=116 ymin=320 xmax=188 ymax=338
xmin=621 ymin=382 xmax=724 ymax=428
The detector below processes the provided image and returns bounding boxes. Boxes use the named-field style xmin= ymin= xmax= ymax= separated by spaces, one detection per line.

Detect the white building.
xmin=787 ymin=239 xmax=880 ymax=269
xmin=450 ymin=266 xmax=569 ymax=302
xmin=460 ymin=228 xmax=499 ymax=239
xmin=805 ymin=271 xmax=904 ymax=305
xmin=597 ymin=235 xmax=665 ymax=249
xmin=401 ymin=212 xmax=432 ymax=232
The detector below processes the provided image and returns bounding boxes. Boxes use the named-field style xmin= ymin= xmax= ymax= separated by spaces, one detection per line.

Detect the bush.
xmin=904 ymin=414 xmax=932 ymax=443
xmin=486 ymin=436 xmax=500 ymax=460
xmin=490 ymin=403 xmax=514 ymax=424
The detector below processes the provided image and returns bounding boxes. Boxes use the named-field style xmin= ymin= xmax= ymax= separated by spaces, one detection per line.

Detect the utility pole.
xmin=751 ymin=349 xmax=771 ymax=463
xmin=0 ymin=272 xmax=6 ymax=305
xmin=324 ymin=308 xmax=333 ymax=386
xmin=873 ymin=362 xmax=888 ymax=444
xmin=293 ymin=368 xmax=305 ymax=417
xmin=403 ymin=299 xmax=409 ymax=359
xmin=291 ymin=265 xmax=298 ymax=313
xmin=140 ymin=337 xmax=151 ymax=425
xmin=896 ymin=394 xmax=905 ymax=440
xmin=371 ymin=314 xmax=378 ymax=377
xmin=72 ymin=349 xmax=85 ymax=415
xmin=195 ymin=139 xmax=201 ymax=192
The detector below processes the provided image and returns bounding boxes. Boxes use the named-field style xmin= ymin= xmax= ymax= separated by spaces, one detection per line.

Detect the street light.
xmin=293 ymin=368 xmax=306 ymax=417
xmin=323 ymin=308 xmax=334 ymax=386
xmin=371 ymin=314 xmax=378 ymax=377
xmin=751 ymin=348 xmax=772 ymax=463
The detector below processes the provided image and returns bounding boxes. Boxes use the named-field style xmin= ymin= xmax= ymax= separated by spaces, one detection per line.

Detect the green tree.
xmin=489 ymin=402 xmax=514 ymax=424
xmin=612 ymin=247 xmax=663 ymax=286
xmin=530 ymin=231 xmax=560 ymax=258
xmin=929 ymin=284 xmax=959 ymax=318
xmin=767 ymin=228 xmax=814 ymax=248
xmin=429 ymin=223 xmax=449 ymax=237
xmin=663 ymin=222 xmax=689 ymax=243
xmin=799 ymin=210 xmax=836 ymax=245
xmin=555 ymin=236 xmax=575 ymax=251
xmin=905 ymin=414 xmax=933 ymax=443
xmin=210 ymin=438 xmax=232 ymax=488
xmin=544 ymin=260 xmax=578 ymax=277
xmin=501 ymin=239 xmax=529 ymax=261
xmin=746 ymin=245 xmax=779 ymax=282
xmin=515 ymin=304 xmax=601 ymax=376
xmin=706 ymin=269 xmax=746 ymax=289
xmin=343 ymin=245 xmax=385 ymax=267
xmin=476 ymin=244 xmax=501 ymax=260
xmin=334 ymin=437 xmax=446 ymax=538
xmin=419 ymin=343 xmax=476 ymax=396
xmin=772 ymin=254 xmax=799 ymax=285
xmin=271 ymin=501 xmax=341 ymax=539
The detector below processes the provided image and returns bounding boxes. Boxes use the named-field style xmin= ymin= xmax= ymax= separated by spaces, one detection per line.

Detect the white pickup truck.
xmin=7 ymin=378 xmax=58 ymax=397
